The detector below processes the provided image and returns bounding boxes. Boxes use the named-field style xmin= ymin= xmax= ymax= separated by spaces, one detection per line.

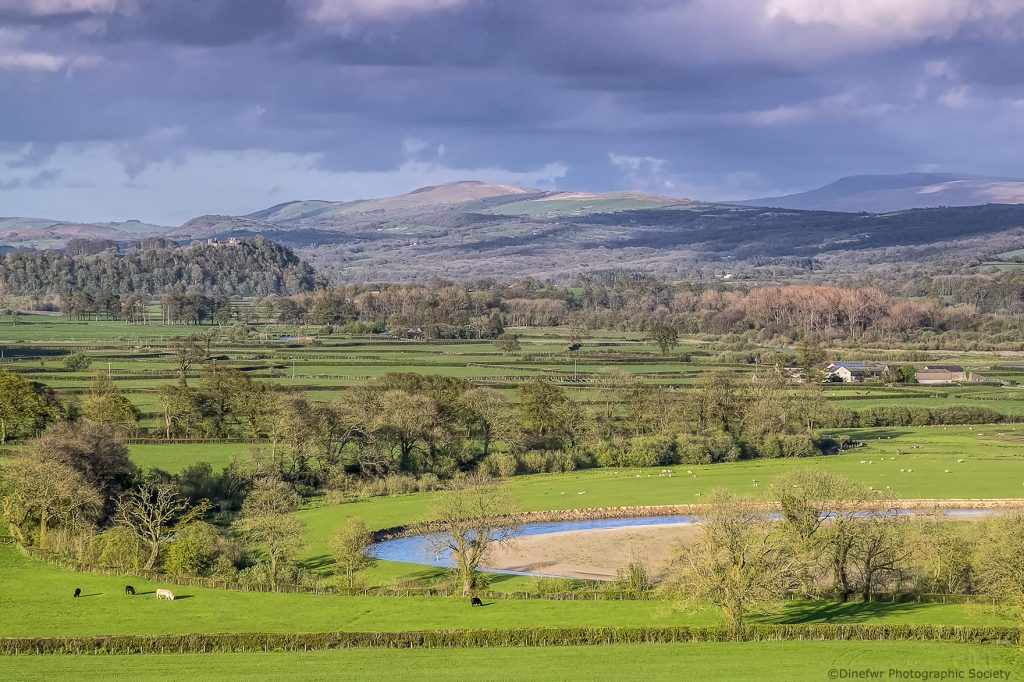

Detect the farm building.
xmin=916 ymin=364 xmax=982 ymax=385
xmin=826 ymin=361 xmax=889 ymax=383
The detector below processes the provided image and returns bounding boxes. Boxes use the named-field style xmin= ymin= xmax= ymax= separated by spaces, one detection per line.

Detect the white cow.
xmin=155 ymin=588 xmax=175 ymax=601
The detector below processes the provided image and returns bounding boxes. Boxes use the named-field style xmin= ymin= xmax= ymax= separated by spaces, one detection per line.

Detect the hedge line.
xmin=2 ymin=625 xmax=1019 ymax=655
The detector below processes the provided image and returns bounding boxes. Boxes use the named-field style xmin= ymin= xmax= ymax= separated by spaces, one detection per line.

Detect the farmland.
xmin=2 ymin=310 xmax=1024 ymax=678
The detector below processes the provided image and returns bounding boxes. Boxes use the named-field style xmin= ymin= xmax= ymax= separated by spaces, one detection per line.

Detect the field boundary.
xmin=1 ymin=625 xmax=1019 ymax=655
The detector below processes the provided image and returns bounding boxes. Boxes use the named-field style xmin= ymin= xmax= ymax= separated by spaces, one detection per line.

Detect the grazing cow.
xmin=155 ymin=588 xmax=175 ymax=601
xmin=73 ymin=588 xmax=81 ymax=598
xmin=470 ymin=597 xmax=483 ymax=607
xmin=125 ymin=585 xmax=136 ymax=596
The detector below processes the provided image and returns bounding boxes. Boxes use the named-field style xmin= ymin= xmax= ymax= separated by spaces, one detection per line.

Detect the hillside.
xmin=0 ymin=217 xmax=169 ymax=250
xmin=168 ymin=183 xmax=1024 ymax=281
xmin=735 ymin=173 xmax=1024 ymax=213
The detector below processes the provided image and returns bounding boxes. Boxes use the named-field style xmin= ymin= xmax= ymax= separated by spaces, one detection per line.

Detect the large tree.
xmin=974 ymin=513 xmax=1024 ymax=624
xmin=232 ymin=478 xmax=304 ymax=587
xmin=461 ymin=387 xmax=521 ymax=457
xmin=31 ymin=421 xmax=137 ymax=506
xmin=649 ymin=323 xmax=679 ymax=354
xmin=114 ymin=482 xmax=208 ymax=571
xmin=0 ymin=371 xmax=60 ymax=444
xmin=2 ymin=456 xmax=102 ymax=547
xmin=82 ymin=373 xmax=141 ymax=434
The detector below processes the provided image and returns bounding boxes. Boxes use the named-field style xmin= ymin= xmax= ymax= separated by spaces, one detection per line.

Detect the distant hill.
xmin=168 ymin=181 xmax=1024 ymax=281
xmin=734 ymin=173 xmax=1024 ymax=213
xmin=0 ymin=217 xmax=169 ymax=250
xmin=4 ymin=179 xmax=1024 ymax=282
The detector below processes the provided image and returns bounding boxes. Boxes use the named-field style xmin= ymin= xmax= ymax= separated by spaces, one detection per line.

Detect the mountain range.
xmin=734 ymin=172 xmax=1024 ymax=213
xmin=2 ymin=175 xmax=1023 ymax=280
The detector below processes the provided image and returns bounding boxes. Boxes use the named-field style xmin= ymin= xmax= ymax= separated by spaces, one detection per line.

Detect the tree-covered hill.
xmin=0 ymin=237 xmax=325 ymax=297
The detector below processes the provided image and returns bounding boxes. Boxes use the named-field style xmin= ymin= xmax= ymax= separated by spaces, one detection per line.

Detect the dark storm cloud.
xmin=1 ymin=0 xmax=1024 ymax=223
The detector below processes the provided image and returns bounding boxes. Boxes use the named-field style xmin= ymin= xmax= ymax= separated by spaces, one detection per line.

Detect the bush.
xmin=491 ymin=453 xmax=519 ymax=478
xmin=622 ymin=436 xmax=677 ymax=468
xmin=929 ymin=406 xmax=1003 ymax=425
xmin=163 ymin=521 xmax=222 ymax=577
xmin=91 ymin=525 xmax=147 ymax=571
xmin=678 ymin=431 xmax=740 ymax=465
xmin=62 ymin=353 xmax=92 ymax=371
xmin=518 ymin=450 xmax=554 ymax=474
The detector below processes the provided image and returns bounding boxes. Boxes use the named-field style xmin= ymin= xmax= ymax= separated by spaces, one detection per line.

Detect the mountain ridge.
xmin=734 ymin=172 xmax=1024 ymax=213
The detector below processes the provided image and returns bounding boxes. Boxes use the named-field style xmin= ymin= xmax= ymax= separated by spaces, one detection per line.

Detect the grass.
xmin=3 ymin=641 xmax=1022 ymax=681
xmin=129 ymin=443 xmax=251 ymax=473
xmin=0 ymin=545 xmax=1011 ymax=639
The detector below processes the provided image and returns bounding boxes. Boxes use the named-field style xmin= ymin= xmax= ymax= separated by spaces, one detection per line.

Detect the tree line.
xmin=250 ymin=275 xmax=1022 ymax=346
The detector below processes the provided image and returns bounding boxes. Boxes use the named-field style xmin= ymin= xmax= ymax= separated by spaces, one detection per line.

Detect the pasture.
xmin=0 ymin=544 xmax=1011 ymax=641
xmin=2 ymin=313 xmax=1023 ymax=445
xmin=3 ymin=642 xmax=1022 ymax=682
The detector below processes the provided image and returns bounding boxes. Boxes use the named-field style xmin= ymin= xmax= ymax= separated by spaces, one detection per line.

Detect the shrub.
xmin=492 ymin=453 xmax=519 ymax=478
xmin=62 ymin=353 xmax=92 ymax=371
xmin=623 ymin=436 xmax=677 ymax=468
xmin=518 ymin=450 xmax=554 ymax=474
xmin=91 ymin=524 xmax=147 ymax=571
xmin=929 ymin=406 xmax=1003 ymax=425
xmin=163 ymin=521 xmax=223 ymax=577
xmin=678 ymin=431 xmax=740 ymax=465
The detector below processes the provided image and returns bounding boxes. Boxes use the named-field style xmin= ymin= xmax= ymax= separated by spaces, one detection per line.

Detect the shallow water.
xmin=369 ymin=508 xmax=993 ymax=577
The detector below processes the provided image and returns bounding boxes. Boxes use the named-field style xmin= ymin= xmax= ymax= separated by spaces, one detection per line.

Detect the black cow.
xmin=470 ymin=597 xmax=483 ymax=607
xmin=125 ymin=585 xmax=136 ymax=595
xmin=73 ymin=588 xmax=81 ymax=598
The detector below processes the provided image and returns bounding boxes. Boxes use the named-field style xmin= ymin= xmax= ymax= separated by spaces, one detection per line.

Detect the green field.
xmin=3 ymin=314 xmax=1022 ymax=439
xmin=3 ymin=641 xmax=1021 ymax=682
xmin=0 ymin=545 xmax=1009 ymax=640
xmin=128 ymin=443 xmax=251 ymax=473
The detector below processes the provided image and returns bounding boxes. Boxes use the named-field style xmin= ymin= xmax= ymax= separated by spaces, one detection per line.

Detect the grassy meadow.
xmin=4 ymin=642 xmax=1022 ymax=682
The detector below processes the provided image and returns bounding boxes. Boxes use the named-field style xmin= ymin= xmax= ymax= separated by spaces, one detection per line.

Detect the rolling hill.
xmin=734 ymin=173 xmax=1024 ymax=213
xmin=3 ymin=180 xmax=1024 ymax=281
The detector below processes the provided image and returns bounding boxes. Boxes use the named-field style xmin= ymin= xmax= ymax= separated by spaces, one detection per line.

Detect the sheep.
xmin=125 ymin=585 xmax=136 ymax=596
xmin=73 ymin=588 xmax=81 ymax=598
xmin=155 ymin=588 xmax=175 ymax=601
xmin=471 ymin=597 xmax=483 ymax=607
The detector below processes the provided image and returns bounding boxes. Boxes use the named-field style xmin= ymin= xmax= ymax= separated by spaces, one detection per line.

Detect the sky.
xmin=1 ymin=0 xmax=1024 ymax=224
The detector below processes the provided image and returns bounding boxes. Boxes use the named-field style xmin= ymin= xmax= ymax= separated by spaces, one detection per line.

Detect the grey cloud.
xmin=0 ymin=0 xmax=1023 ymax=219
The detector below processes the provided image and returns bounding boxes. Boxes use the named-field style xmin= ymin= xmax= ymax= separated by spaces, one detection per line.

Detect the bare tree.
xmin=329 ymin=517 xmax=376 ymax=588
xmin=115 ymin=482 xmax=208 ymax=570
xmin=667 ymin=490 xmax=804 ymax=637
xmin=232 ymin=478 xmax=305 ymax=587
xmin=170 ymin=335 xmax=208 ymax=387
xmin=426 ymin=479 xmax=519 ymax=596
